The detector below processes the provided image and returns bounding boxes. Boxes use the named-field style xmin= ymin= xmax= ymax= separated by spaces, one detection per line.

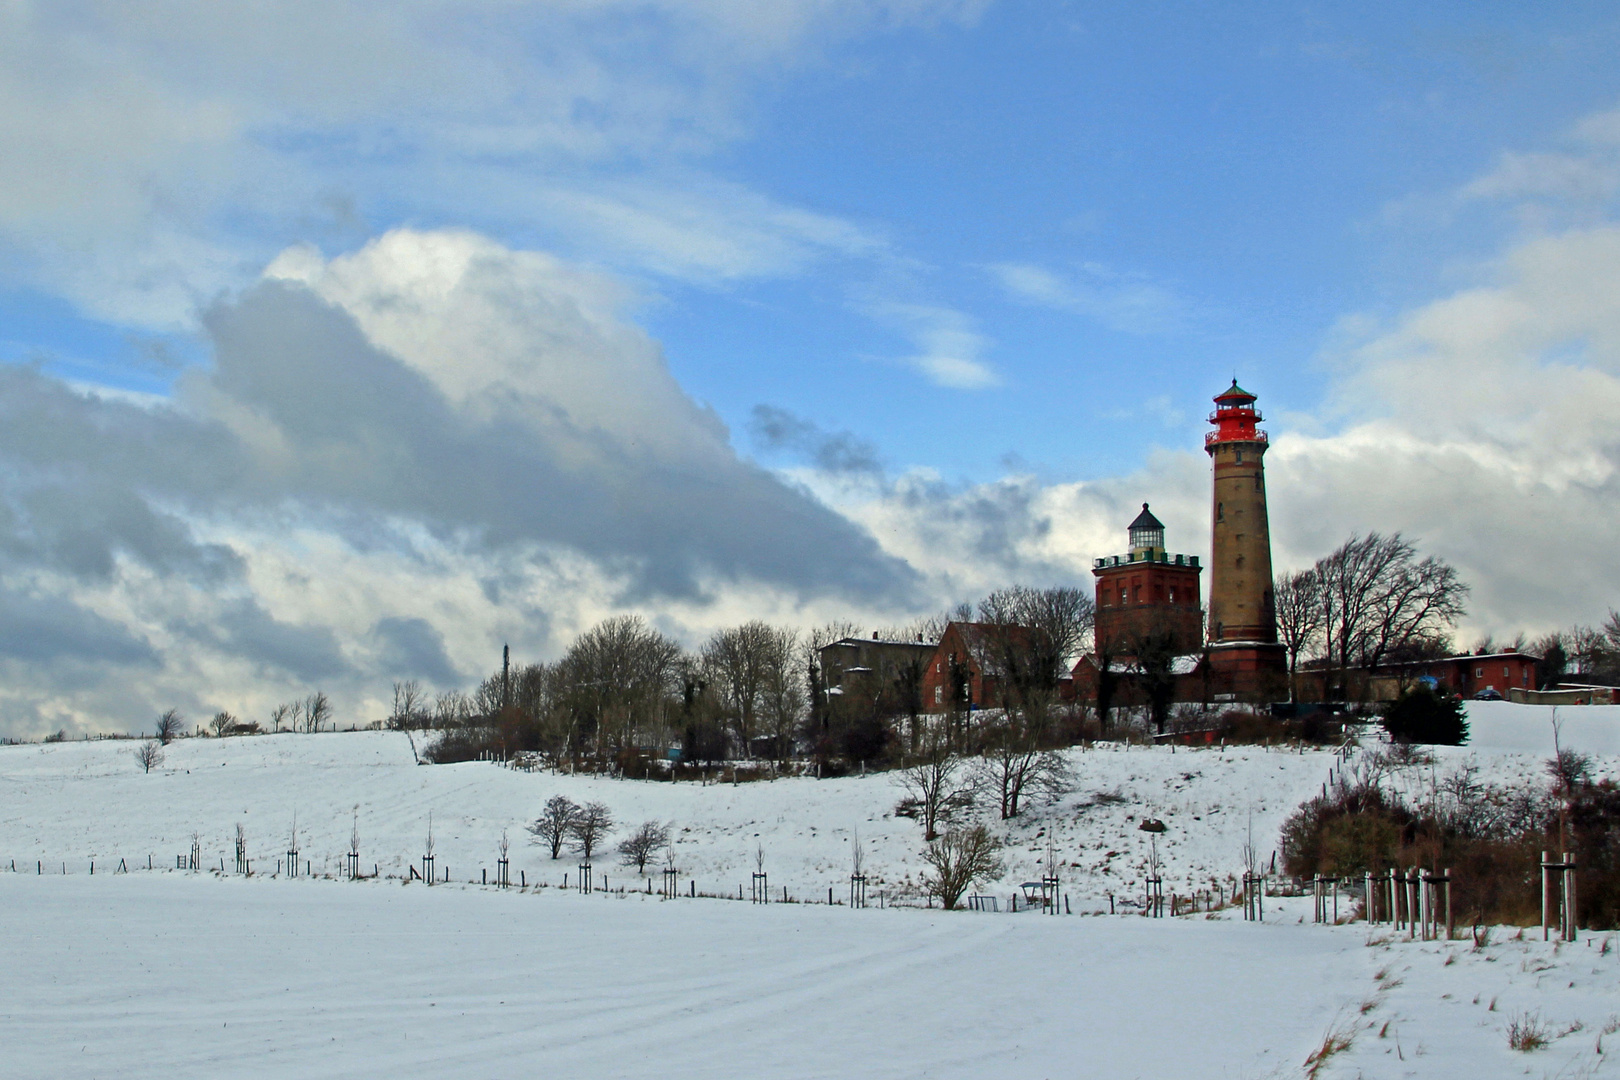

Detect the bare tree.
xmin=133 ymin=740 xmax=163 ymax=773
xmin=209 ymin=711 xmax=237 ymax=737
xmin=553 ymin=616 xmax=682 ymax=759
xmin=973 ymin=586 xmax=1095 ymax=721
xmin=390 ymin=680 xmax=425 ymax=731
xmin=974 ymin=715 xmax=1071 ymax=819
xmin=894 ymin=728 xmax=973 ymax=841
xmin=570 ymin=801 xmax=614 ymax=860
xmin=270 ymin=702 xmax=293 ymax=732
xmin=703 ymin=621 xmax=797 ymax=758
xmin=154 ymin=709 xmax=182 ymax=745
xmin=303 ymin=691 xmax=332 ymax=733
xmin=617 ymin=820 xmax=671 ymax=872
xmin=920 ymin=825 xmax=1004 ymax=909
xmin=755 ymin=628 xmax=804 ymax=762
xmin=527 ymin=795 xmax=581 ymax=859
xmin=1273 ymin=568 xmax=1324 ymax=703
xmin=1313 ymin=533 xmax=1469 ymax=697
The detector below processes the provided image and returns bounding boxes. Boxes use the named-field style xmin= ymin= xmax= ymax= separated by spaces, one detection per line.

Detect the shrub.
xmin=921 ymin=825 xmax=1004 ymax=910
xmin=1381 ymin=688 xmax=1468 ymax=745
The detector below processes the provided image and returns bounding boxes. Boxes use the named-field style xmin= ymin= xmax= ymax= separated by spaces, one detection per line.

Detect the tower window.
xmin=1216 ymin=502 xmax=1224 ymax=522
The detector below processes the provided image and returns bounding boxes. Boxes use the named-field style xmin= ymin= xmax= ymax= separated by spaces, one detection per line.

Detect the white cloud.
xmin=0 ymin=0 xmax=981 ymax=325
xmin=989 ymin=261 xmax=1182 ymax=334
xmin=868 ymin=302 xmax=999 ymax=389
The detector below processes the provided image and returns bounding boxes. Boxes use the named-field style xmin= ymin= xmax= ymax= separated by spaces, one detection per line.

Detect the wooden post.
xmin=1541 ymin=850 xmax=1551 ymax=941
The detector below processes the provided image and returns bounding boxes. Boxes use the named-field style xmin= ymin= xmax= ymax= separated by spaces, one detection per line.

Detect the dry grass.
xmin=1507 ymin=1012 xmax=1551 ymax=1052
xmin=1303 ymin=1019 xmax=1356 ymax=1078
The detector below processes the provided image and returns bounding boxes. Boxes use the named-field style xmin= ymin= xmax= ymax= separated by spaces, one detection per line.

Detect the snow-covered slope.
xmin=1 ymin=700 xmax=1614 ymax=908
xmin=0 ymin=731 xmax=1340 ymax=907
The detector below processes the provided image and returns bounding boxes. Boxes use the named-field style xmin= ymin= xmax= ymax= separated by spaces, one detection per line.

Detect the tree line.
xmin=408 ymin=585 xmax=1096 ymax=779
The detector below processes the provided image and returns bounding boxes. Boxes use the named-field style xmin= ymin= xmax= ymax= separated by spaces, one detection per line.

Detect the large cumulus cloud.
xmin=0 ymin=229 xmax=918 ymax=738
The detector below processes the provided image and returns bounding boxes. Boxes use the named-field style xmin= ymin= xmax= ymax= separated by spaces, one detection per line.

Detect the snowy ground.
xmin=3 ymin=873 xmax=1619 ymax=1079
xmin=2 ymin=701 xmax=1618 ymax=1077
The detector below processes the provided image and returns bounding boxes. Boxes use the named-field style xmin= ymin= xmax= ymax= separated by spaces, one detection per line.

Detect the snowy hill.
xmin=2 ymin=701 xmax=1612 ymax=909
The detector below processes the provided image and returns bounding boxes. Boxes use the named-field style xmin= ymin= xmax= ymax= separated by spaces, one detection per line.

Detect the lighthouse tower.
xmin=1205 ymin=381 xmax=1286 ymax=695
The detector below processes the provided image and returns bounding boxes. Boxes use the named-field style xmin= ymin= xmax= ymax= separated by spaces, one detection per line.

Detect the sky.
xmin=2 ymin=1 xmax=1619 ymax=737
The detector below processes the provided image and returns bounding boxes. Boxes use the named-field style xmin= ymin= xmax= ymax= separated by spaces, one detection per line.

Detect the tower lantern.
xmin=1128 ymin=504 xmax=1165 ymax=557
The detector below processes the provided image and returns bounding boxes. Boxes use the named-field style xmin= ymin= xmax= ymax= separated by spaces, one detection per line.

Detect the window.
xmin=1475 ymin=666 xmax=1483 ymax=678
xmin=1217 ymin=502 xmax=1224 ymax=522
xmin=933 ymin=685 xmax=942 ymax=705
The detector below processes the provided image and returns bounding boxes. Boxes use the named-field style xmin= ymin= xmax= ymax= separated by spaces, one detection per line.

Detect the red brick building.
xmin=1092 ymin=503 xmax=1203 ymax=654
xmin=918 ymin=621 xmax=1056 ymax=713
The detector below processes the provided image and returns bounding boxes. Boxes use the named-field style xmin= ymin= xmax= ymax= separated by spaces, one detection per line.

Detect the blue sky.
xmin=2 ymin=1 xmax=1620 ymax=733
xmin=9 ymin=2 xmax=1618 ymax=480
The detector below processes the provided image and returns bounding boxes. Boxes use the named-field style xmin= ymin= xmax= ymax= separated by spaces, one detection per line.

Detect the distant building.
xmin=817 ymin=633 xmax=935 ymax=700
xmin=917 ymin=621 xmax=1037 ymax=712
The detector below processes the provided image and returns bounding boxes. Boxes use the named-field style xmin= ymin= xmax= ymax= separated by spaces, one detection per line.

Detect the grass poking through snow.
xmin=1507 ymin=1012 xmax=1550 ymax=1052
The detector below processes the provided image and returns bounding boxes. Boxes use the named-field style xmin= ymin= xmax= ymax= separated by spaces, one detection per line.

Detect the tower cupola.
xmin=1207 ymin=380 xmax=1265 ymax=447
xmin=1128 ymin=503 xmax=1165 ymax=556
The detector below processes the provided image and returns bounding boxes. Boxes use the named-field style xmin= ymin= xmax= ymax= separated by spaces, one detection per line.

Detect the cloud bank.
xmin=0 ymin=229 xmax=921 ymax=737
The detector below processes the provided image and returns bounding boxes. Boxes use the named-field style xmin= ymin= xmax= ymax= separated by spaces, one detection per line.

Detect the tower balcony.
xmin=1205 ymin=428 xmax=1268 ymax=447
xmin=1093 ymin=551 xmax=1201 ymax=570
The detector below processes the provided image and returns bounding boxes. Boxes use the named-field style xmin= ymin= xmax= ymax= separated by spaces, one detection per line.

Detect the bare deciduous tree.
xmin=617 ymin=820 xmax=671 ymax=872
xmin=895 ymin=729 xmax=973 ymax=841
xmin=553 ymin=616 xmax=682 ymax=759
xmin=570 ymin=801 xmax=614 ymax=860
xmin=1273 ymin=568 xmax=1324 ymax=703
xmin=1313 ymin=533 xmax=1469 ymax=697
xmin=703 ymin=621 xmax=798 ymax=758
xmin=209 ymin=711 xmax=237 ymax=737
xmin=390 ymin=680 xmax=425 ymax=731
xmin=921 ymin=825 xmax=1004 ymax=910
xmin=270 ymin=702 xmax=293 ymax=732
xmin=133 ymin=740 xmax=163 ymax=773
xmin=527 ymin=795 xmax=581 ymax=859
xmin=154 ymin=709 xmax=182 ymax=745
xmin=974 ymin=715 xmax=1071 ymax=819
xmin=302 ymin=691 xmax=331 ymax=733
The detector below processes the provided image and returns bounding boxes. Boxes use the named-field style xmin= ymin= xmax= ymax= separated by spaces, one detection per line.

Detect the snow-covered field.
xmin=2 ymin=701 xmax=1618 ymax=1078
xmin=3 ymin=872 xmax=1619 ymax=1079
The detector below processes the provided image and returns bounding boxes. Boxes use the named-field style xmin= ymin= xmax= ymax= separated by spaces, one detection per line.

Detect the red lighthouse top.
xmin=1206 ymin=379 xmax=1267 ymax=447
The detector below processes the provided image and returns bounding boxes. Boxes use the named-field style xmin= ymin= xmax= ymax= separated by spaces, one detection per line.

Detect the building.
xmin=1092 ymin=503 xmax=1203 ymax=654
xmin=817 ymin=633 xmax=936 ymax=700
xmin=1379 ymin=651 xmax=1538 ymax=700
xmin=1204 ymin=381 xmax=1287 ymax=696
xmin=917 ymin=621 xmax=1073 ymax=713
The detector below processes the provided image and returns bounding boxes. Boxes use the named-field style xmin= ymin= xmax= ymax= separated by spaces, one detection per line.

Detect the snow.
xmin=0 ymin=730 xmax=1348 ymax=906
xmin=2 ymin=700 xmax=1618 ymax=1078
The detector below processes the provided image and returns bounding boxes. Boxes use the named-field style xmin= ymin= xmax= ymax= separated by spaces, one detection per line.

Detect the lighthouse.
xmin=1204 ymin=380 xmax=1286 ymax=695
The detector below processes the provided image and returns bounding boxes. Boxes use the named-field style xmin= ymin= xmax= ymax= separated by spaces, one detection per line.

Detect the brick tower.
xmin=1092 ymin=503 xmax=1203 ymax=654
xmin=1204 ymin=381 xmax=1286 ymax=696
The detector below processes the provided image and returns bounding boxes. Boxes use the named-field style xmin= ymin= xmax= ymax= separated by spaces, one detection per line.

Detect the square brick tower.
xmin=1205 ymin=380 xmax=1287 ymax=697
xmin=1092 ymin=503 xmax=1203 ymax=655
